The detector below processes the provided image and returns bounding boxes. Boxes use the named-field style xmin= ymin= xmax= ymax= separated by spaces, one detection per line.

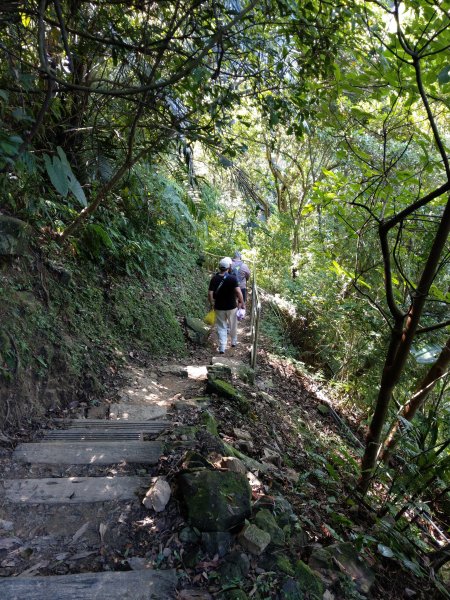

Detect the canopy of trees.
xmin=1 ymin=0 xmax=450 ymax=590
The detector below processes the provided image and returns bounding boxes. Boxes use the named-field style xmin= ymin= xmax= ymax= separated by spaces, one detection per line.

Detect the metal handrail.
xmin=250 ymin=277 xmax=261 ymax=370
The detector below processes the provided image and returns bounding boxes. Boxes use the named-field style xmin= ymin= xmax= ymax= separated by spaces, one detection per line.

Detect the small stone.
xmin=404 ymin=589 xmax=417 ymax=598
xmin=220 ymin=456 xmax=247 ymax=475
xmin=262 ymin=448 xmax=282 ymax=467
xmin=238 ymin=524 xmax=271 ymax=555
xmin=236 ymin=439 xmax=253 ymax=452
xmin=142 ymin=477 xmax=171 ymax=512
xmin=163 ymin=547 xmax=171 ymax=558
xmin=179 ymin=527 xmax=201 ymax=544
xmin=233 ymin=428 xmax=252 ymax=441
xmin=284 ymin=468 xmax=299 ymax=483
xmin=280 ymin=578 xmax=303 ymax=599
xmin=0 ymin=521 xmax=13 ymax=532
xmin=127 ymin=556 xmax=151 ymax=570
xmin=0 ymin=538 xmax=21 ymax=551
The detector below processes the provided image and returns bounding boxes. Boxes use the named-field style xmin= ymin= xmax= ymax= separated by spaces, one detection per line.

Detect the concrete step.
xmin=0 ymin=568 xmax=177 ymax=599
xmin=109 ymin=404 xmax=167 ymax=421
xmin=1 ymin=475 xmax=150 ymax=504
xmin=52 ymin=419 xmax=169 ymax=430
xmin=42 ymin=431 xmax=144 ymax=441
xmin=13 ymin=441 xmax=162 ymax=465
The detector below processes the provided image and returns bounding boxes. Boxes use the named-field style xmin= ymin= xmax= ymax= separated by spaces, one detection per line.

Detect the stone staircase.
xmin=0 ymin=362 xmax=208 ymax=598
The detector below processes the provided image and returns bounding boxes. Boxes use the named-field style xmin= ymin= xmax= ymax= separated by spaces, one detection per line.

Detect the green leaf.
xmin=377 ymin=544 xmax=394 ymax=558
xmin=44 ymin=154 xmax=69 ymax=197
xmin=43 ymin=148 xmax=86 ymax=206
xmin=437 ymin=65 xmax=450 ymax=85
xmin=68 ymin=178 xmax=87 ymax=207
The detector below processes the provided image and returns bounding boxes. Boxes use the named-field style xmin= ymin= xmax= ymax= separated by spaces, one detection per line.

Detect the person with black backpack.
xmin=208 ymin=257 xmax=244 ymax=354
xmin=231 ymin=251 xmax=251 ymax=303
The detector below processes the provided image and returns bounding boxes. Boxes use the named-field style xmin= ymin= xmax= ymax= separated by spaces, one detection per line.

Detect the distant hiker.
xmin=208 ymin=257 xmax=244 ymax=354
xmin=231 ymin=251 xmax=251 ymax=303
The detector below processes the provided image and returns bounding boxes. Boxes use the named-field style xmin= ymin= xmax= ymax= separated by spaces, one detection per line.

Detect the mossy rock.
xmin=294 ymin=560 xmax=324 ymax=600
xmin=237 ymin=365 xmax=255 ymax=385
xmin=207 ymin=363 xmax=233 ymax=382
xmin=218 ymin=551 xmax=250 ymax=586
xmin=276 ymin=554 xmax=295 ymax=576
xmin=0 ymin=216 xmax=29 ymax=256
xmin=207 ymin=379 xmax=249 ymax=413
xmin=280 ymin=578 xmax=304 ymax=599
xmin=185 ymin=316 xmax=210 ymax=345
xmin=177 ymin=470 xmax=251 ymax=531
xmin=181 ymin=450 xmax=214 ymax=470
xmin=309 ymin=543 xmax=375 ymax=595
xmin=201 ymin=410 xmax=219 ymax=435
xmin=254 ymin=509 xmax=286 ymax=547
xmin=224 ymin=590 xmax=249 ymax=600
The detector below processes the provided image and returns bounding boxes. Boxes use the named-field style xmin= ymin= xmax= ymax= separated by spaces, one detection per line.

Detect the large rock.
xmin=309 ymin=542 xmax=375 ymax=595
xmin=178 ymin=470 xmax=251 ymax=532
xmin=185 ymin=317 xmax=210 ymax=345
xmin=0 ymin=215 xmax=29 ymax=255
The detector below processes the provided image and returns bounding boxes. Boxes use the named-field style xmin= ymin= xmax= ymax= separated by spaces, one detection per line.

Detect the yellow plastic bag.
xmin=204 ymin=309 xmax=216 ymax=326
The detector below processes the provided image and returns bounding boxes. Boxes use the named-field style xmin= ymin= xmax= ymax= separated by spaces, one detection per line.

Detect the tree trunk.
xmin=359 ymin=194 xmax=450 ymax=494
xmin=380 ymin=337 xmax=450 ymax=462
xmin=427 ymin=543 xmax=450 ymax=571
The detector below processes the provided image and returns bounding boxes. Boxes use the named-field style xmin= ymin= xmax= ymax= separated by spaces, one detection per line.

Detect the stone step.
xmin=1 ymin=475 xmax=150 ymax=504
xmin=0 ymin=568 xmax=177 ymax=599
xmin=13 ymin=441 xmax=162 ymax=465
xmin=53 ymin=419 xmax=169 ymax=430
xmin=109 ymin=404 xmax=167 ymax=421
xmin=42 ymin=431 xmax=144 ymax=441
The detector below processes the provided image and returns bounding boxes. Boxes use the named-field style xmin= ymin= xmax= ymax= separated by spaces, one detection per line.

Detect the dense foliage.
xmin=1 ymin=0 xmax=450 ymax=590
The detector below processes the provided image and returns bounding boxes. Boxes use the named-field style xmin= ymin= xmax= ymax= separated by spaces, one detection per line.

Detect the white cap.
xmin=219 ymin=257 xmax=232 ymax=269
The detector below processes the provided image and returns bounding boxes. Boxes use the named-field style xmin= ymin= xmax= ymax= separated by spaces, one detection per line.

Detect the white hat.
xmin=219 ymin=257 xmax=232 ymax=269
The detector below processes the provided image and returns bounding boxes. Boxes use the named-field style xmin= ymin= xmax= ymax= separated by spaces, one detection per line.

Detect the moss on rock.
xmin=207 ymin=379 xmax=249 ymax=413
xmin=177 ymin=470 xmax=251 ymax=532
xmin=294 ymin=560 xmax=324 ymax=599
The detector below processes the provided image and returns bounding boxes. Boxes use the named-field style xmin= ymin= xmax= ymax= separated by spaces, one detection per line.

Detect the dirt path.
xmin=0 ymin=315 xmax=251 ymax=597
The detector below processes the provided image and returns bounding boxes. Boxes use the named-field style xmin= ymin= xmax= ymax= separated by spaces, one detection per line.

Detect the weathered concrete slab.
xmin=53 ymin=419 xmax=169 ymax=430
xmin=42 ymin=431 xmax=144 ymax=441
xmin=211 ymin=357 xmax=244 ymax=369
xmin=13 ymin=441 xmax=162 ymax=465
xmin=1 ymin=476 xmax=150 ymax=504
xmin=109 ymin=404 xmax=167 ymax=421
xmin=0 ymin=568 xmax=177 ymax=599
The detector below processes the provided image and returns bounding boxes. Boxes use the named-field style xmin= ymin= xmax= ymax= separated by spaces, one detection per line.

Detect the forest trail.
xmin=0 ymin=317 xmax=254 ymax=598
xmin=0 ymin=313 xmax=437 ymax=599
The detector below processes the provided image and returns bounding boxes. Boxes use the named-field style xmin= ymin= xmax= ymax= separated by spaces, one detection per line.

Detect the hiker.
xmin=208 ymin=257 xmax=244 ymax=354
xmin=231 ymin=251 xmax=251 ymax=303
